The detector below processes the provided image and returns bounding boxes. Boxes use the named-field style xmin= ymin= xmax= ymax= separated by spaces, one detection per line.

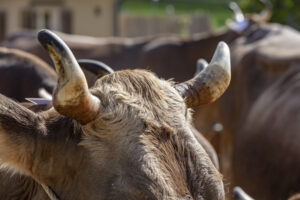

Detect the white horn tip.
xmin=216 ymin=41 xmax=230 ymax=55
xmin=210 ymin=41 xmax=231 ymax=72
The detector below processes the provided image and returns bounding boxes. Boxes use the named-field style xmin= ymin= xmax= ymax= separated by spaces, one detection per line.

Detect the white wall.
xmin=0 ymin=0 xmax=30 ymax=35
xmin=65 ymin=0 xmax=115 ymax=36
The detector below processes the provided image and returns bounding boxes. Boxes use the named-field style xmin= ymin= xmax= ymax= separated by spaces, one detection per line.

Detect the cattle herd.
xmin=0 ymin=2 xmax=300 ymax=200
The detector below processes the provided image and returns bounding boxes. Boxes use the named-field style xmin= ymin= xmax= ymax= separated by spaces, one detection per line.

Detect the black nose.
xmin=38 ymin=29 xmax=67 ymax=53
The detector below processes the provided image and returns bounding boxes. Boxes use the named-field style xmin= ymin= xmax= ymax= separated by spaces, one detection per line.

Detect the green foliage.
xmin=240 ymin=0 xmax=300 ymax=29
xmin=120 ymin=0 xmax=238 ymax=29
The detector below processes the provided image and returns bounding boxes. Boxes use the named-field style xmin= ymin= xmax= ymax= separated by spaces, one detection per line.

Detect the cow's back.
xmin=234 ymin=64 xmax=300 ymax=200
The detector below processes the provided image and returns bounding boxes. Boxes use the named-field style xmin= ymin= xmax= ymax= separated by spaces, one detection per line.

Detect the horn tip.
xmin=217 ymin=41 xmax=230 ymax=58
xmin=209 ymin=41 xmax=231 ymax=74
xmin=217 ymin=41 xmax=229 ymax=50
xmin=37 ymin=29 xmax=65 ymax=53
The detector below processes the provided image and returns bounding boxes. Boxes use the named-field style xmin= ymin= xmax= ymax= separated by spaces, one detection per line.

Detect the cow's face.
xmin=0 ymin=30 xmax=231 ymax=200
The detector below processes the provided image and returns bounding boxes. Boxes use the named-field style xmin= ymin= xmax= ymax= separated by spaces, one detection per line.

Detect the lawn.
xmin=120 ymin=0 xmax=241 ymax=29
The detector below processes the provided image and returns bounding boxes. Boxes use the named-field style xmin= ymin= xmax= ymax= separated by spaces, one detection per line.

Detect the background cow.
xmin=195 ymin=22 xmax=300 ymax=199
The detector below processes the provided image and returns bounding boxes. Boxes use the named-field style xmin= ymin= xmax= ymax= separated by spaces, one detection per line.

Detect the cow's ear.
xmin=0 ymin=94 xmax=82 ymax=186
xmin=0 ymin=94 xmax=42 ymax=175
xmin=38 ymin=30 xmax=101 ymax=124
xmin=175 ymin=42 xmax=231 ymax=108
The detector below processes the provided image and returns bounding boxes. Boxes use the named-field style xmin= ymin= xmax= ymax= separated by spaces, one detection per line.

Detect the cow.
xmin=234 ymin=66 xmax=300 ymax=199
xmin=0 ymin=101 xmax=221 ymax=200
xmin=194 ymin=22 xmax=300 ymax=199
xmin=0 ymin=29 xmax=231 ymax=199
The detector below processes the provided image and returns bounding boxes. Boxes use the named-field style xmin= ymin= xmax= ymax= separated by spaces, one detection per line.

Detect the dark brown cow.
xmin=196 ymin=23 xmax=300 ymax=199
xmin=0 ymin=47 xmax=56 ymax=102
xmin=0 ymin=30 xmax=231 ymax=200
xmin=234 ymin=66 xmax=300 ymax=199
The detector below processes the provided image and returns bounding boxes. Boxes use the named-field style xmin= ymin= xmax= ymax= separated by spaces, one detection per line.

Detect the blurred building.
xmin=0 ymin=0 xmax=120 ymax=40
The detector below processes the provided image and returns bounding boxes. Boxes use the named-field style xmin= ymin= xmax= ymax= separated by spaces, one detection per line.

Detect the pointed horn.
xmin=194 ymin=59 xmax=208 ymax=76
xmin=228 ymin=2 xmax=245 ymax=22
xmin=38 ymin=29 xmax=100 ymax=124
xmin=78 ymin=59 xmax=114 ymax=78
xmin=175 ymin=42 xmax=231 ymax=108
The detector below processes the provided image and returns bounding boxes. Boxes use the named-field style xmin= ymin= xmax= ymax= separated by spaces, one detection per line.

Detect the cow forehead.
xmin=89 ymin=69 xmax=187 ymax=124
xmin=93 ymin=69 xmax=180 ymax=101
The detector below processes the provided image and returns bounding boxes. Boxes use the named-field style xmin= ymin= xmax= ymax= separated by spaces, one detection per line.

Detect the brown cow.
xmin=0 ymin=30 xmax=230 ymax=199
xmin=234 ymin=65 xmax=300 ymax=199
xmin=196 ymin=23 xmax=300 ymax=199
xmin=0 ymin=102 xmax=221 ymax=200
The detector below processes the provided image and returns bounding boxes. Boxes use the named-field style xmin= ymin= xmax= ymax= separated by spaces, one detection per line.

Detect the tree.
xmin=240 ymin=0 xmax=300 ymax=30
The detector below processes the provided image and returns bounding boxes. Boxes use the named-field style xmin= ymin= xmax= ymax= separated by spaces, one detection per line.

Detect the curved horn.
xmin=233 ymin=187 xmax=254 ymax=200
xmin=78 ymin=59 xmax=114 ymax=78
xmin=175 ymin=42 xmax=231 ymax=108
xmin=228 ymin=2 xmax=245 ymax=22
xmin=194 ymin=59 xmax=208 ymax=76
xmin=38 ymin=29 xmax=100 ymax=124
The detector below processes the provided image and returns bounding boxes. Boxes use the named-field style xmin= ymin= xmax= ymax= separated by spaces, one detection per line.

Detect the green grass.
xmin=120 ymin=0 xmax=241 ymax=29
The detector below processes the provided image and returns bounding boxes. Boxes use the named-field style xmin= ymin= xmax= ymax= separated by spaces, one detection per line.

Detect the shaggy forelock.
xmin=88 ymin=70 xmax=190 ymax=134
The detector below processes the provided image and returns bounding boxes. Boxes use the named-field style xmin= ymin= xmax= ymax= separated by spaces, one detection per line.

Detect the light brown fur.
xmin=0 ymin=69 xmax=224 ymax=200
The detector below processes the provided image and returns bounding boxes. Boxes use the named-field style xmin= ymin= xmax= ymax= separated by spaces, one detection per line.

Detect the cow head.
xmin=38 ymin=30 xmax=231 ymax=123
xmin=0 ymin=29 xmax=230 ymax=199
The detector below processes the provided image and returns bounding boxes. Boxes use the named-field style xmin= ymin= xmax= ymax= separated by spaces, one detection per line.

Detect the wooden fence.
xmin=118 ymin=13 xmax=212 ymax=37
